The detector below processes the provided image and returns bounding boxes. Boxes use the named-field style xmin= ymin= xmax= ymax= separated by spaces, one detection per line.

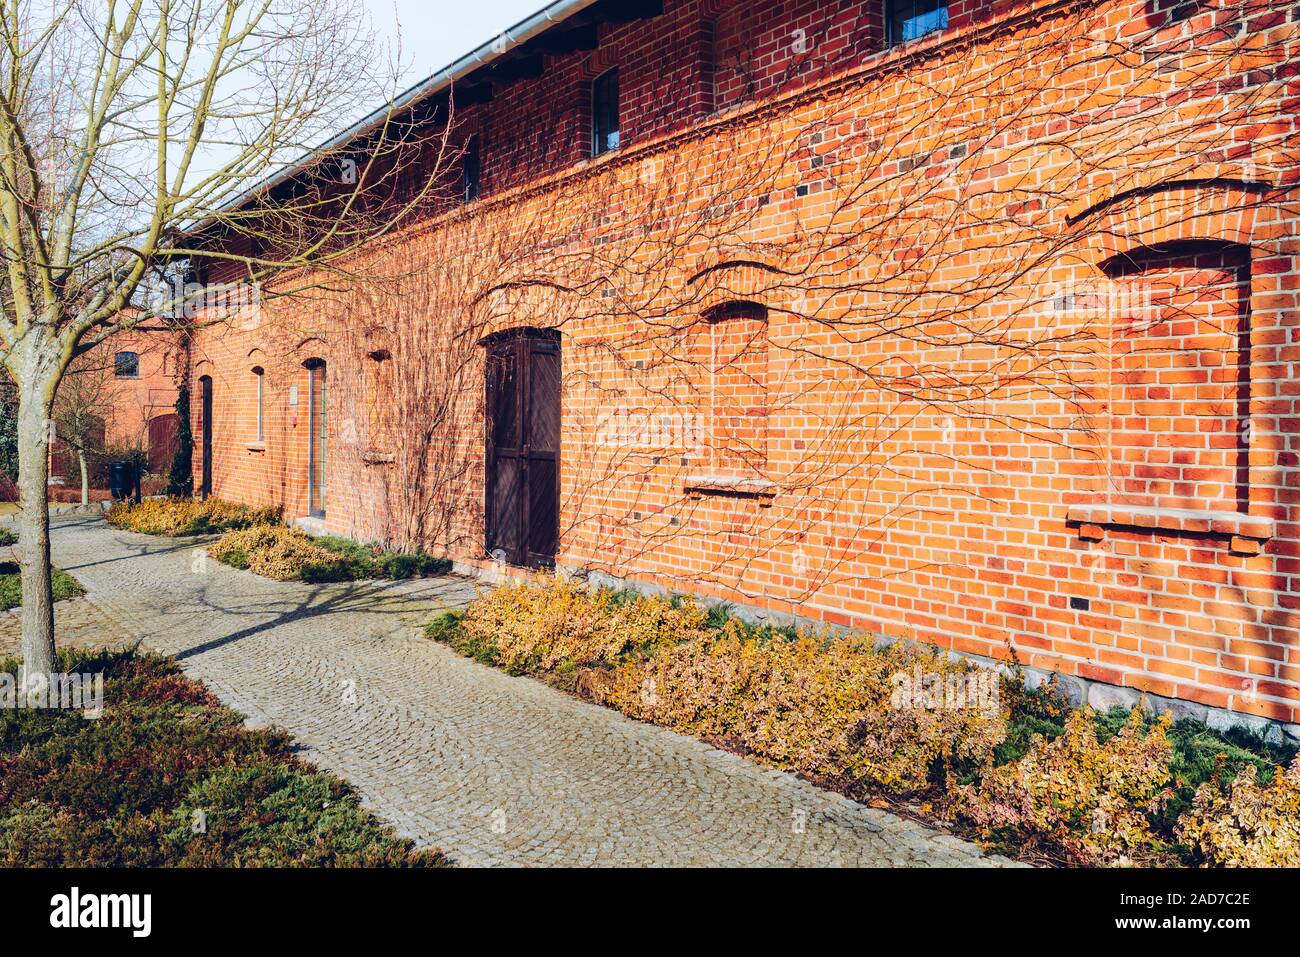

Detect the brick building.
xmin=48 ymin=326 xmax=185 ymax=494
xmin=185 ymin=0 xmax=1300 ymax=727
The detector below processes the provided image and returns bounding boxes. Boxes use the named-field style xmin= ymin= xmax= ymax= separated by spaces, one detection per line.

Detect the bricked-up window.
xmin=887 ymin=0 xmax=948 ymax=44
xmin=462 ymin=136 xmax=481 ymax=203
xmin=252 ymin=366 xmax=264 ymax=442
xmin=114 ymin=351 xmax=139 ymax=378
xmin=1105 ymin=241 xmax=1251 ymax=514
xmin=706 ymin=302 xmax=769 ymax=477
xmin=365 ymin=349 xmax=393 ymax=450
xmin=592 ymin=68 xmax=619 ymax=156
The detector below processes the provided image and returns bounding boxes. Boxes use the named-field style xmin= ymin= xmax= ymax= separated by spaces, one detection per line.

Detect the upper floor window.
xmin=114 ymin=351 xmax=139 ymax=378
xmin=592 ymin=68 xmax=620 ymax=156
xmin=887 ymin=0 xmax=948 ymax=44
xmin=462 ymin=135 xmax=481 ymax=203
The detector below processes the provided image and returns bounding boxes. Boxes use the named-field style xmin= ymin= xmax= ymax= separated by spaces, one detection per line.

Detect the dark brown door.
xmin=148 ymin=413 xmax=179 ymax=475
xmin=485 ymin=330 xmax=560 ymax=567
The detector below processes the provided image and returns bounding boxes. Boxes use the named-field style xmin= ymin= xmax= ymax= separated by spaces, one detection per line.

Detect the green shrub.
xmin=0 ymin=563 xmax=84 ymax=610
xmin=0 ymin=527 xmax=15 ymax=547
xmin=0 ymin=650 xmax=447 ymax=867
xmin=426 ymin=610 xmax=503 ymax=665
xmin=304 ymin=536 xmax=451 ymax=582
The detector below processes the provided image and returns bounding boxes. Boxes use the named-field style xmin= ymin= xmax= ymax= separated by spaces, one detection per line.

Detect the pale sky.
xmin=186 ymin=1 xmax=549 ymax=198
xmin=368 ymin=0 xmax=547 ymax=94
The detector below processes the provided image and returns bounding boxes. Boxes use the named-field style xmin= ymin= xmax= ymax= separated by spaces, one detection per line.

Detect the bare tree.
xmin=51 ymin=350 xmax=120 ymax=504
xmin=0 ymin=0 xmax=439 ymax=686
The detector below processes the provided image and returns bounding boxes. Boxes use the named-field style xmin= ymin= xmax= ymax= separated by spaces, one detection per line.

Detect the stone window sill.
xmin=1067 ymin=503 xmax=1274 ymax=548
xmin=684 ymin=474 xmax=775 ymax=505
xmin=362 ymin=450 xmax=395 ymax=466
xmin=244 ymin=441 xmax=266 ymax=452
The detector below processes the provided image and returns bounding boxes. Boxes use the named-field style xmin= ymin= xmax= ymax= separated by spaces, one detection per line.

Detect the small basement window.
xmin=114 ymin=351 xmax=139 ymax=378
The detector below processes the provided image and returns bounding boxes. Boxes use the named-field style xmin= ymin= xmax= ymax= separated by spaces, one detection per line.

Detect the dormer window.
xmin=592 ymin=68 xmax=620 ymax=156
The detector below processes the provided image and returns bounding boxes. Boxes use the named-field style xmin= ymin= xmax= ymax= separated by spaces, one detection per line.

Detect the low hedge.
xmin=107 ymin=498 xmax=283 ymax=536
xmin=210 ymin=525 xmax=451 ymax=583
xmin=0 ymin=650 xmax=448 ymax=866
xmin=427 ymin=577 xmax=1300 ymax=867
xmin=0 ymin=563 xmax=84 ymax=611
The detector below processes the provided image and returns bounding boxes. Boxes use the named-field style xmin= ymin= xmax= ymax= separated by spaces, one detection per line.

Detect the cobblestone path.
xmin=46 ymin=516 xmax=1013 ymax=867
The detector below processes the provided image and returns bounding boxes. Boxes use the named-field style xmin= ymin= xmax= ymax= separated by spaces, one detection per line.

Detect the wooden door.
xmin=485 ymin=331 xmax=560 ymax=567
xmin=148 ymin=413 xmax=179 ymax=475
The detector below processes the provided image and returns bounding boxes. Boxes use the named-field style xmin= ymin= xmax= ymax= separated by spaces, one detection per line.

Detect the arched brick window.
xmin=1103 ymin=240 xmax=1251 ymax=514
xmin=365 ymin=348 xmax=394 ymax=453
xmin=699 ymin=300 xmax=769 ymax=479
xmin=251 ymin=366 xmax=265 ymax=442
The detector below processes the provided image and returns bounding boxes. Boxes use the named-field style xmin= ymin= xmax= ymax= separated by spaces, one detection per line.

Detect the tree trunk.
xmin=77 ymin=448 xmax=89 ymax=506
xmin=17 ymin=386 xmax=56 ymax=689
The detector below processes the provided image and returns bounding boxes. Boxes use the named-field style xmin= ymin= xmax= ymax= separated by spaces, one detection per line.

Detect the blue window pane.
xmin=889 ymin=1 xmax=949 ymax=44
xmin=902 ymin=6 xmax=948 ymax=41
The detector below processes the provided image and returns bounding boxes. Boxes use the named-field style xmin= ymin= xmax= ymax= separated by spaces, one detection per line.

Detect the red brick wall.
xmin=49 ymin=328 xmax=184 ymax=487
xmin=188 ymin=0 xmax=1300 ymax=723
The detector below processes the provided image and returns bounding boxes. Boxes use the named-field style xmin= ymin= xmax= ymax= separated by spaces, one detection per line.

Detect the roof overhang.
xmin=182 ymin=0 xmax=664 ymax=240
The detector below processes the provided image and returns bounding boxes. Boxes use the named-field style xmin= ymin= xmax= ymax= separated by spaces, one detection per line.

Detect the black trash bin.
xmin=108 ymin=461 xmax=140 ymax=502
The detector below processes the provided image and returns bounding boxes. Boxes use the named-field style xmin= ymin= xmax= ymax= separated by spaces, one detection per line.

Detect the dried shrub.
xmin=950 ymin=708 xmax=1175 ymax=865
xmin=210 ymin=527 xmax=452 ymax=583
xmin=458 ymin=577 xmax=709 ymax=676
xmin=602 ymin=623 xmax=1006 ymax=794
xmin=107 ymin=498 xmax=283 ymax=536
xmin=1176 ymin=756 xmax=1300 ymax=867
xmin=209 ymin=525 xmax=337 ymax=581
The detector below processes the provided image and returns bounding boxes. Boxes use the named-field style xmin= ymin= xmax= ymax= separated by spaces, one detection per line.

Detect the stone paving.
xmin=0 ymin=596 xmax=137 ymax=660
xmin=41 ymin=515 xmax=1014 ymax=867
